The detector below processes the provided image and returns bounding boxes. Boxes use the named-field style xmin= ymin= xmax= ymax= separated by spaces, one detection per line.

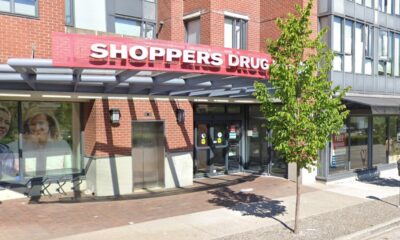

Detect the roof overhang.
xmin=0 ymin=58 xmax=271 ymax=99
xmin=343 ymin=95 xmax=400 ymax=114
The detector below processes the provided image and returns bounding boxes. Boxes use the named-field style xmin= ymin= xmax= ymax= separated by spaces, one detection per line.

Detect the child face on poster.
xmin=0 ymin=107 xmax=11 ymax=140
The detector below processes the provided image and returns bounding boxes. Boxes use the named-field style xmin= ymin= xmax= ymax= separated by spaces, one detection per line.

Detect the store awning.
xmin=0 ymin=58 xmax=270 ymax=98
xmin=343 ymin=96 xmax=400 ymax=114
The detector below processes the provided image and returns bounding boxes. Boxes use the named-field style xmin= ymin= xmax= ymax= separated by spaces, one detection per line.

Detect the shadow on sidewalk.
xmin=366 ymin=195 xmax=399 ymax=208
xmin=207 ymin=186 xmax=291 ymax=231
xmin=357 ymin=177 xmax=400 ymax=188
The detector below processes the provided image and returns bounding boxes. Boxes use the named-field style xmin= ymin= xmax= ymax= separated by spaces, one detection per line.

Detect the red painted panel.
xmin=52 ymin=33 xmax=270 ymax=79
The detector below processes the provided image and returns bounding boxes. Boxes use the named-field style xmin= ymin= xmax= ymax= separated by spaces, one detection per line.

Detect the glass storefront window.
xmin=0 ymin=101 xmax=81 ymax=181
xmin=388 ymin=116 xmax=400 ymax=164
xmin=0 ymin=102 xmax=19 ymax=181
xmin=21 ymin=102 xmax=74 ymax=176
xmin=227 ymin=105 xmax=241 ymax=114
xmin=372 ymin=116 xmax=388 ymax=166
xmin=330 ymin=126 xmax=349 ymax=174
xmin=195 ymin=104 xmax=226 ymax=114
xmin=349 ymin=117 xmax=368 ymax=169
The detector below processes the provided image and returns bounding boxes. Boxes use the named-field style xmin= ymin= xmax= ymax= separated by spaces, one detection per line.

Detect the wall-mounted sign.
xmin=52 ymin=33 xmax=271 ymax=79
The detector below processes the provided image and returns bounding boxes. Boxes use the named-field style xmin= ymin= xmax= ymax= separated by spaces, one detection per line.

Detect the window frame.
xmin=364 ymin=25 xmax=374 ymax=75
xmin=0 ymin=0 xmax=38 ymax=18
xmin=332 ymin=16 xmax=344 ymax=72
xmin=184 ymin=17 xmax=201 ymax=44
xmin=224 ymin=17 xmax=248 ymax=50
xmin=378 ymin=30 xmax=395 ymax=76
xmin=113 ymin=15 xmax=155 ymax=39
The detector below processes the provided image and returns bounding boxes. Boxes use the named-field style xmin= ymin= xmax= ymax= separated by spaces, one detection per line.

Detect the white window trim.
xmin=223 ymin=11 xmax=249 ymax=21
xmin=183 ymin=11 xmax=202 ymax=20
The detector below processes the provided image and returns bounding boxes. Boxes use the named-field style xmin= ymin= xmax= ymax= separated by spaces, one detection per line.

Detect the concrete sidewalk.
xmin=1 ymin=170 xmax=400 ymax=240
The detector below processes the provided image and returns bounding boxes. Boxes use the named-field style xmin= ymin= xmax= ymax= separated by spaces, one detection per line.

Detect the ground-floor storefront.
xmin=0 ymin=32 xmax=276 ymax=196
xmin=0 ymin=97 xmax=287 ymax=196
xmin=318 ymin=97 xmax=400 ymax=181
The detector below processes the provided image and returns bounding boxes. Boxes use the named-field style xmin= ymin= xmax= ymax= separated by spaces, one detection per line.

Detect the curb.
xmin=334 ymin=217 xmax=400 ymax=240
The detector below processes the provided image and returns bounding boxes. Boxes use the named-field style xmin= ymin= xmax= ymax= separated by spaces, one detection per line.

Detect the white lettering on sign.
xmin=90 ymin=43 xmax=270 ymax=71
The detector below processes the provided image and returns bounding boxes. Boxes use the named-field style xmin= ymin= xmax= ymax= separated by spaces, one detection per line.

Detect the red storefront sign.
xmin=52 ymin=33 xmax=271 ymax=79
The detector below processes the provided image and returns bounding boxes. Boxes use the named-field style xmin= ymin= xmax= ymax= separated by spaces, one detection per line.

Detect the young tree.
xmin=254 ymin=0 xmax=349 ymax=234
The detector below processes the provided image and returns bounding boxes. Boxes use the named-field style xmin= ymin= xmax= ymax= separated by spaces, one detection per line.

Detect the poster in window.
xmin=0 ymin=102 xmax=19 ymax=181
xmin=20 ymin=102 xmax=72 ymax=176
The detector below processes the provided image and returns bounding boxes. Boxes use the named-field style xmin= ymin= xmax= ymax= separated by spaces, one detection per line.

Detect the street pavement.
xmin=365 ymin=226 xmax=400 ymax=240
xmin=1 ymin=170 xmax=400 ymax=240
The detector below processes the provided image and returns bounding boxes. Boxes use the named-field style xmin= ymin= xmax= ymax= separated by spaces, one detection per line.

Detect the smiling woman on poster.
xmin=0 ymin=104 xmax=17 ymax=180
xmin=21 ymin=107 xmax=72 ymax=175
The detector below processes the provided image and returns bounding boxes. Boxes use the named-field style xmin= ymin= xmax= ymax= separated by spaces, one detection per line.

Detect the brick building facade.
xmin=2 ymin=0 xmax=395 ymax=197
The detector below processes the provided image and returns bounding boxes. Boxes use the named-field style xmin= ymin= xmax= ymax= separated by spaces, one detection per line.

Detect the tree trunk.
xmin=294 ymin=164 xmax=301 ymax=234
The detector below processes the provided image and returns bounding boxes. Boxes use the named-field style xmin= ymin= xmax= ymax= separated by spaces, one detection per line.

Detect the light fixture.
xmin=109 ymin=108 xmax=121 ymax=124
xmin=176 ymin=109 xmax=185 ymax=124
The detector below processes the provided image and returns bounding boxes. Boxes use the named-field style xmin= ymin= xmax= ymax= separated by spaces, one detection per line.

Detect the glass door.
xmin=226 ymin=122 xmax=241 ymax=173
xmin=194 ymin=121 xmax=243 ymax=176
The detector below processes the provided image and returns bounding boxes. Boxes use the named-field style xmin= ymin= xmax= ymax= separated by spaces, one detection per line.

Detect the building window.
xmin=115 ymin=17 xmax=141 ymax=37
xmin=355 ymin=23 xmax=363 ymax=74
xmin=0 ymin=0 xmax=37 ymax=17
xmin=185 ymin=18 xmax=200 ymax=44
xmin=349 ymin=116 xmax=369 ymax=169
xmin=395 ymin=34 xmax=400 ymax=77
xmin=68 ymin=0 xmax=157 ymax=38
xmin=0 ymin=101 xmax=81 ymax=181
xmin=377 ymin=0 xmax=393 ymax=14
xmin=114 ymin=17 xmax=155 ymax=39
xmin=395 ymin=0 xmax=400 ymax=14
xmin=379 ymin=30 xmax=393 ymax=76
xmin=344 ymin=20 xmax=353 ymax=73
xmin=333 ymin=17 xmax=343 ymax=71
xmin=366 ymin=0 xmax=373 ymax=7
xmin=355 ymin=0 xmax=363 ymax=4
xmin=224 ymin=17 xmax=247 ymax=49
xmin=365 ymin=25 xmax=373 ymax=75
xmin=65 ymin=0 xmax=74 ymax=26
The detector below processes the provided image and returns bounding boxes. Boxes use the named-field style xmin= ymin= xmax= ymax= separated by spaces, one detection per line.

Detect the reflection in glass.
xmin=372 ymin=117 xmax=388 ymax=166
xmin=0 ymin=0 xmax=10 ymax=12
xmin=210 ymin=124 xmax=227 ymax=173
xmin=0 ymin=102 xmax=18 ymax=181
xmin=330 ymin=126 xmax=349 ymax=174
xmin=349 ymin=117 xmax=368 ymax=169
xmin=388 ymin=117 xmax=400 ymax=163
xmin=15 ymin=0 xmax=36 ymax=16
xmin=246 ymin=119 xmax=269 ymax=172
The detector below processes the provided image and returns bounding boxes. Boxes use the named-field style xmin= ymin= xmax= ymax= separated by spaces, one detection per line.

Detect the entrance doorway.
xmin=132 ymin=121 xmax=164 ymax=190
xmin=194 ymin=121 xmax=242 ymax=176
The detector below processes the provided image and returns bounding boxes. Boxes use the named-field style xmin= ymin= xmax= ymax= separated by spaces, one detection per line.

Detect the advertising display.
xmin=0 ymin=102 xmax=18 ymax=181
xmin=20 ymin=102 xmax=72 ymax=176
xmin=0 ymin=101 xmax=77 ymax=179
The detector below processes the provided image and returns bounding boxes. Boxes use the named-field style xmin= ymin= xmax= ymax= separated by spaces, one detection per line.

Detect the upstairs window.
xmin=224 ymin=17 xmax=247 ymax=50
xmin=67 ymin=0 xmax=156 ymax=39
xmin=185 ymin=18 xmax=200 ymax=44
xmin=332 ymin=17 xmax=343 ymax=71
xmin=377 ymin=0 xmax=393 ymax=14
xmin=0 ymin=0 xmax=37 ymax=17
xmin=344 ymin=20 xmax=353 ymax=73
xmin=394 ymin=33 xmax=400 ymax=77
xmin=114 ymin=17 xmax=155 ymax=39
xmin=395 ymin=0 xmax=400 ymax=15
xmin=364 ymin=25 xmax=374 ymax=75
xmin=378 ymin=30 xmax=393 ymax=76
